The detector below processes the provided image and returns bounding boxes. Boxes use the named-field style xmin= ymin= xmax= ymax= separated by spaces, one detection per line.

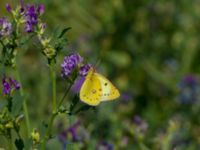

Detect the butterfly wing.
xmin=80 ymin=68 xmax=102 ymax=106
xmin=95 ymin=72 xmax=120 ymax=101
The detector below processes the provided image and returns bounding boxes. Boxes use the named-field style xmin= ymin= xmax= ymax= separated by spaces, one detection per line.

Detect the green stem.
xmin=41 ymin=81 xmax=74 ymax=149
xmin=8 ymin=130 xmax=13 ymax=150
xmin=57 ymin=82 xmax=74 ymax=108
xmin=50 ymin=63 xmax=57 ymax=112
xmin=40 ymin=113 xmax=56 ymax=150
xmin=15 ymin=68 xmax=30 ymax=137
xmin=40 ymin=62 xmax=57 ymax=149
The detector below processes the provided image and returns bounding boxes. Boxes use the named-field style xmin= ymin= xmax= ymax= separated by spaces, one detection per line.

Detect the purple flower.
xmin=177 ymin=74 xmax=200 ymax=104
xmin=5 ymin=3 xmax=12 ymax=13
xmin=20 ymin=3 xmax=45 ymax=33
xmin=133 ymin=115 xmax=148 ymax=135
xmin=61 ymin=54 xmax=83 ymax=78
xmin=24 ymin=22 xmax=33 ymax=32
xmin=71 ymin=77 xmax=85 ymax=93
xmin=58 ymin=120 xmax=81 ymax=149
xmin=24 ymin=6 xmax=38 ymax=24
xmin=79 ymin=64 xmax=92 ymax=76
xmin=2 ymin=78 xmax=11 ymax=95
xmin=68 ymin=121 xmax=80 ymax=141
xmin=9 ymin=78 xmax=21 ymax=90
xmin=0 ymin=18 xmax=12 ymax=37
xmin=2 ymin=76 xmax=20 ymax=95
xmin=58 ymin=132 xmax=67 ymax=150
xmin=121 ymin=91 xmax=133 ymax=102
xmin=37 ymin=4 xmax=45 ymax=15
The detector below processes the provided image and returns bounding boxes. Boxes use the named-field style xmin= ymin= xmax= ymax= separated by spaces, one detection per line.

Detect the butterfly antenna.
xmin=94 ymin=57 xmax=101 ymax=69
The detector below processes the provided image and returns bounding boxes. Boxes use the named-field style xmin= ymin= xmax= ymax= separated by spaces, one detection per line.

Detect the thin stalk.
xmin=40 ymin=62 xmax=57 ymax=149
xmin=50 ymin=63 xmax=57 ymax=112
xmin=40 ymin=113 xmax=56 ymax=150
xmin=8 ymin=130 xmax=13 ymax=150
xmin=57 ymin=82 xmax=74 ymax=108
xmin=15 ymin=68 xmax=30 ymax=137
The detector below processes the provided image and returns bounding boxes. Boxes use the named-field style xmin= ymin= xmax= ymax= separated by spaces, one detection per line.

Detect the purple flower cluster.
xmin=58 ymin=120 xmax=81 ymax=149
xmin=5 ymin=3 xmax=12 ymax=13
xmin=5 ymin=2 xmax=45 ymax=33
xmin=2 ymin=76 xmax=20 ymax=95
xmin=177 ymin=75 xmax=200 ymax=104
xmin=133 ymin=115 xmax=148 ymax=135
xmin=79 ymin=64 xmax=92 ymax=76
xmin=0 ymin=18 xmax=12 ymax=37
xmin=61 ymin=53 xmax=92 ymax=78
xmin=22 ymin=4 xmax=45 ymax=33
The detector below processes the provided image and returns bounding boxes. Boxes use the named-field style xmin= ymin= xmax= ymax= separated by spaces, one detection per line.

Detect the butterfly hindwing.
xmin=95 ymin=73 xmax=120 ymax=101
xmin=80 ymin=69 xmax=102 ymax=106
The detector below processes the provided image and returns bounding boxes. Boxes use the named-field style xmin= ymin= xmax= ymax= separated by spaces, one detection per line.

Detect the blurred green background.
xmin=1 ymin=0 xmax=200 ymax=149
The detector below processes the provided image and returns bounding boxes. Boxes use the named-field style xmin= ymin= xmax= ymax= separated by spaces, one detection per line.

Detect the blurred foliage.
xmin=1 ymin=0 xmax=200 ymax=149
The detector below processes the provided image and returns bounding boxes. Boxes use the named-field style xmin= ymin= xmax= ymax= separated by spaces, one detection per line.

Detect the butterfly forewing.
xmin=94 ymin=73 xmax=120 ymax=101
xmin=80 ymin=69 xmax=102 ymax=106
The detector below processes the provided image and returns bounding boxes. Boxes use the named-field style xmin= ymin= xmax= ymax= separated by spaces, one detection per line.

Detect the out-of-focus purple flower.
xmin=79 ymin=64 xmax=92 ymax=76
xmin=133 ymin=115 xmax=143 ymax=125
xmin=96 ymin=141 xmax=114 ymax=150
xmin=58 ymin=131 xmax=67 ymax=150
xmin=177 ymin=74 xmax=200 ymax=104
xmin=121 ymin=91 xmax=133 ymax=102
xmin=58 ymin=120 xmax=81 ymax=149
xmin=183 ymin=75 xmax=197 ymax=85
xmin=133 ymin=115 xmax=148 ymax=134
xmin=5 ymin=3 xmax=12 ymax=13
xmin=2 ymin=76 xmax=20 ymax=95
xmin=0 ymin=18 xmax=12 ymax=37
xmin=61 ymin=54 xmax=83 ymax=78
xmin=68 ymin=120 xmax=80 ymax=141
xmin=71 ymin=77 xmax=85 ymax=93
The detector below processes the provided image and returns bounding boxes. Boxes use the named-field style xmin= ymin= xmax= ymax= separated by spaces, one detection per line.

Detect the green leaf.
xmin=11 ymin=92 xmax=26 ymax=116
xmin=0 ymin=100 xmax=7 ymax=110
xmin=15 ymin=138 xmax=24 ymax=150
xmin=58 ymin=27 xmax=71 ymax=38
xmin=73 ymin=103 xmax=94 ymax=114
xmin=69 ymin=94 xmax=80 ymax=113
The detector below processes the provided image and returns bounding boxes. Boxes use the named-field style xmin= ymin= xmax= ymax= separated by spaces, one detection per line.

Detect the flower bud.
xmin=5 ymin=121 xmax=13 ymax=129
xmin=43 ymin=46 xmax=56 ymax=59
xmin=31 ymin=129 xmax=40 ymax=144
xmin=15 ymin=114 xmax=24 ymax=126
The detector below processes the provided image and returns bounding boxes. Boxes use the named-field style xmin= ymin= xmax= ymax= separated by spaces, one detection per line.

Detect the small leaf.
xmin=0 ymin=100 xmax=7 ymax=110
xmin=69 ymin=94 xmax=80 ymax=113
xmin=15 ymin=138 xmax=24 ymax=150
xmin=74 ymin=104 xmax=93 ymax=114
xmin=11 ymin=92 xmax=26 ymax=116
xmin=58 ymin=27 xmax=71 ymax=38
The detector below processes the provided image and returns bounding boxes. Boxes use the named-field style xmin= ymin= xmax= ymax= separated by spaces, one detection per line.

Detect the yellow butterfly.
xmin=80 ymin=67 xmax=120 ymax=106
